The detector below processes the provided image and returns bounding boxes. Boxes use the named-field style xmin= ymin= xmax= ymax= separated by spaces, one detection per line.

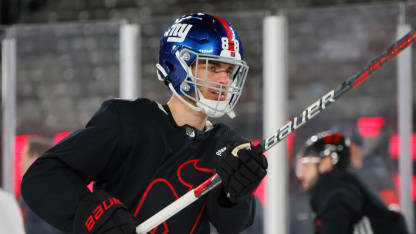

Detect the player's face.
xmin=350 ymin=143 xmax=363 ymax=169
xmin=192 ymin=60 xmax=234 ymax=101
xmin=296 ymin=155 xmax=320 ymax=192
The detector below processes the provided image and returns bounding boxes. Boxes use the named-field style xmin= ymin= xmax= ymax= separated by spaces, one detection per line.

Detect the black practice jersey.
xmin=310 ymin=170 xmax=408 ymax=234
xmin=21 ymin=98 xmax=255 ymax=234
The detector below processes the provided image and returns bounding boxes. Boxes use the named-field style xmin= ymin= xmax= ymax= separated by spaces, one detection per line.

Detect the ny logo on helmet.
xmin=166 ymin=24 xmax=193 ymax=42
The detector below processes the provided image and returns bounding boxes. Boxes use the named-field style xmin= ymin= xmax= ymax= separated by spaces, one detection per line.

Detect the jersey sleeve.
xmin=21 ymin=100 xmax=122 ymax=233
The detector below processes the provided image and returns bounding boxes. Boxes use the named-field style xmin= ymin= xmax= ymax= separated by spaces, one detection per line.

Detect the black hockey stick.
xmin=258 ymin=29 xmax=416 ymax=153
xmin=136 ymin=29 xmax=416 ymax=234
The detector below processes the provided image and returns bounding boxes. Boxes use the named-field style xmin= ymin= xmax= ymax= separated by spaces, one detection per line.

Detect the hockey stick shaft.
xmin=259 ymin=29 xmax=416 ymax=152
xmin=136 ymin=29 xmax=416 ymax=234
xmin=136 ymin=175 xmax=222 ymax=233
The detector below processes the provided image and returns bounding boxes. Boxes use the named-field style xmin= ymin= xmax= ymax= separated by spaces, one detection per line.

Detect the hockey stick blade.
xmin=136 ymin=29 xmax=416 ymax=234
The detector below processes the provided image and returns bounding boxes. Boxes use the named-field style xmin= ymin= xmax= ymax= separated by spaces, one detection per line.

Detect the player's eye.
xmin=227 ymin=66 xmax=238 ymax=77
xmin=207 ymin=65 xmax=217 ymax=72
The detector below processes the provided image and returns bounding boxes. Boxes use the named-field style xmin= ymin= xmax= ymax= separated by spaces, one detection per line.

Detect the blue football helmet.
xmin=156 ymin=13 xmax=249 ymax=118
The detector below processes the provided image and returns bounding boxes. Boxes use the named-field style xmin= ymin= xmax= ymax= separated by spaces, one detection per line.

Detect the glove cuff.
xmin=73 ymin=190 xmax=130 ymax=234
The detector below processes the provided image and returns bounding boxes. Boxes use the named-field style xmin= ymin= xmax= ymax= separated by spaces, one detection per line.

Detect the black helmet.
xmin=300 ymin=131 xmax=351 ymax=170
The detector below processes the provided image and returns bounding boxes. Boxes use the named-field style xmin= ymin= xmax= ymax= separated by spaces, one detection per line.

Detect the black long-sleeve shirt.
xmin=310 ymin=170 xmax=408 ymax=234
xmin=21 ymin=98 xmax=255 ymax=233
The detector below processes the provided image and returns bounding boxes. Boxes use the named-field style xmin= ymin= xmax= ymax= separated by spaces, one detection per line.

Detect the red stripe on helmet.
xmin=209 ymin=14 xmax=235 ymax=51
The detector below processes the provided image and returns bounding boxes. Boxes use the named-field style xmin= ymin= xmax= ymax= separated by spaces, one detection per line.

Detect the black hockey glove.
xmin=216 ymin=142 xmax=268 ymax=204
xmin=73 ymin=190 xmax=137 ymax=234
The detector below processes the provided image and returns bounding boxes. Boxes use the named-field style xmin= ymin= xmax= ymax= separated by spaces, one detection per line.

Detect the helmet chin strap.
xmin=168 ymin=83 xmax=235 ymax=119
xmin=195 ymin=88 xmax=235 ymax=118
xmin=227 ymin=110 xmax=236 ymax=119
xmin=168 ymin=83 xmax=203 ymax=113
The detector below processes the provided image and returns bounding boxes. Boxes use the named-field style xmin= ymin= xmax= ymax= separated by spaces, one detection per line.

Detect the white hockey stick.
xmin=136 ymin=29 xmax=416 ymax=234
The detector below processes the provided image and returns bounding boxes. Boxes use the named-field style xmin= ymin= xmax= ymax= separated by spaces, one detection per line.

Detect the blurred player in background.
xmin=296 ymin=131 xmax=408 ymax=234
xmin=331 ymin=122 xmax=400 ymax=211
xmin=19 ymin=135 xmax=64 ymax=234
xmin=21 ymin=13 xmax=267 ymax=234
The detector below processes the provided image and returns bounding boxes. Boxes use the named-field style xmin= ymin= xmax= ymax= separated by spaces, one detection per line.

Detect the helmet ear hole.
xmin=165 ymin=61 xmax=176 ymax=71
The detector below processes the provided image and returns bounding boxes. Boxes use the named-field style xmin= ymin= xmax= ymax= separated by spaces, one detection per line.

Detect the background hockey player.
xmin=296 ymin=131 xmax=408 ymax=234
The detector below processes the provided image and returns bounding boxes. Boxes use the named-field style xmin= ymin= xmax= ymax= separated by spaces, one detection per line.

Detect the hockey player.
xmin=296 ymin=131 xmax=408 ymax=234
xmin=21 ymin=13 xmax=267 ymax=234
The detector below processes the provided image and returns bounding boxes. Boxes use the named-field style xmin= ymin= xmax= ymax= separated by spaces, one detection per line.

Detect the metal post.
xmin=120 ymin=24 xmax=140 ymax=99
xmin=397 ymin=22 xmax=414 ymax=233
xmin=2 ymin=38 xmax=17 ymax=193
xmin=263 ymin=15 xmax=289 ymax=234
